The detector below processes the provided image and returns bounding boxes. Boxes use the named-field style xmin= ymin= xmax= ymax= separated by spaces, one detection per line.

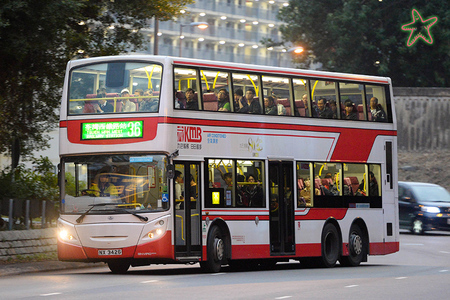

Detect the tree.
xmin=0 ymin=0 xmax=192 ymax=167
xmin=278 ymin=0 xmax=450 ymax=87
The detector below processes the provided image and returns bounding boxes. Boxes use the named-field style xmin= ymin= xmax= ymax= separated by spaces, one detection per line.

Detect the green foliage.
xmin=278 ymin=0 xmax=450 ymax=87
xmin=0 ymin=156 xmax=58 ymax=202
xmin=0 ymin=0 xmax=192 ymax=163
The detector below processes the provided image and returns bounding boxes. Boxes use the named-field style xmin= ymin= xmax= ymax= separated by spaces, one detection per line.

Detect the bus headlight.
xmin=148 ymin=228 xmax=163 ymax=239
xmin=57 ymin=222 xmax=78 ymax=243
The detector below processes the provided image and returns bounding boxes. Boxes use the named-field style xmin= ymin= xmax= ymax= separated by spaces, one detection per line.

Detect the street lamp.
xmin=179 ymin=22 xmax=209 ymax=57
xmin=278 ymin=46 xmax=304 ymax=67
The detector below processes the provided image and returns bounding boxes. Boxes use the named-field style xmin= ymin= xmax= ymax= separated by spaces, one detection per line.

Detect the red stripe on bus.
xmin=173 ymin=61 xmax=389 ymax=84
xmin=370 ymin=241 xmax=399 ymax=255
xmin=57 ymin=241 xmax=88 ymax=261
xmin=134 ymin=231 xmax=174 ymax=259
xmin=202 ymin=215 xmax=270 ymax=221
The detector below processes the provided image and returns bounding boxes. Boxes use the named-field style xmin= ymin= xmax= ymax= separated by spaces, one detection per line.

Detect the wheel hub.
xmin=214 ymin=238 xmax=224 ymax=261
xmin=350 ymin=233 xmax=362 ymax=255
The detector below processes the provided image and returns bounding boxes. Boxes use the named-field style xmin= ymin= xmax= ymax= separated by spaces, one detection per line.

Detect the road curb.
xmin=0 ymin=261 xmax=104 ymax=277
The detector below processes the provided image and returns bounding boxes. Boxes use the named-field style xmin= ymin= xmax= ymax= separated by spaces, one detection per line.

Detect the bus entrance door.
xmin=174 ymin=162 xmax=202 ymax=260
xmin=269 ymin=161 xmax=295 ymax=255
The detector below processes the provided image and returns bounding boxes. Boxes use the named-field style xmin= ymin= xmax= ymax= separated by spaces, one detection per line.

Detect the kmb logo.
xmin=177 ymin=126 xmax=202 ymax=143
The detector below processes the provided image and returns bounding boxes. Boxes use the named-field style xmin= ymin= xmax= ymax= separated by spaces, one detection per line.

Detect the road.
xmin=1 ymin=231 xmax=449 ymax=299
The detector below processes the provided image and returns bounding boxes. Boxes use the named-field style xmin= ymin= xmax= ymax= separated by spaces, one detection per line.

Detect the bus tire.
xmin=321 ymin=223 xmax=340 ymax=268
xmin=108 ymin=261 xmax=130 ymax=274
xmin=340 ymin=224 xmax=364 ymax=267
xmin=202 ymin=226 xmax=225 ymax=273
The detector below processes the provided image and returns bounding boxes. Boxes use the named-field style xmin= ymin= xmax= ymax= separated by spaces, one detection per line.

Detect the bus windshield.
xmin=68 ymin=62 xmax=162 ymax=115
xmin=62 ymin=154 xmax=169 ymax=214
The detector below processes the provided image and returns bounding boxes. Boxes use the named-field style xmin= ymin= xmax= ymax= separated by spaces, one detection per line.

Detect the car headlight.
xmin=421 ymin=206 xmax=440 ymax=213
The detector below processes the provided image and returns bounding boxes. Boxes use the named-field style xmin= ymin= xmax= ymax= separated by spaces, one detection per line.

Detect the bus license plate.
xmin=98 ymin=249 xmax=122 ymax=256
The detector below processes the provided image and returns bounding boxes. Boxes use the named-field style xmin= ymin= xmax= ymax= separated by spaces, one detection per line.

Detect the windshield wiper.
xmin=76 ymin=203 xmax=119 ymax=224
xmin=116 ymin=208 xmax=149 ymax=222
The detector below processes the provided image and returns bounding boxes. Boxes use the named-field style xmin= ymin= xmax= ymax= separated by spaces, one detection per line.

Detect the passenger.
xmin=223 ymin=172 xmax=233 ymax=191
xmin=329 ymin=173 xmax=352 ymax=196
xmin=342 ymin=100 xmax=357 ymax=120
xmin=97 ymin=87 xmax=107 ymax=98
xmin=174 ymin=170 xmax=184 ymax=209
xmin=120 ymin=88 xmax=136 ymax=112
xmin=188 ymin=174 xmax=197 ymax=209
xmin=299 ymin=177 xmax=320 ymax=206
xmin=174 ymin=89 xmax=185 ymax=109
xmin=234 ymin=88 xmax=248 ymax=112
xmin=217 ymin=88 xmax=231 ymax=111
xmin=264 ymin=96 xmax=277 ymax=115
xmin=185 ymin=88 xmax=198 ymax=110
xmin=317 ymin=98 xmax=333 ymax=118
xmin=134 ymin=89 xmax=144 ymax=109
xmin=236 ymin=174 xmax=248 ymax=206
xmin=245 ymin=174 xmax=263 ymax=207
xmin=94 ymin=97 xmax=114 ymax=113
xmin=329 ymin=99 xmax=338 ymax=119
xmin=272 ymin=92 xmax=286 ymax=115
xmin=139 ymin=89 xmax=158 ymax=112
xmin=369 ymin=97 xmax=387 ymax=122
xmin=357 ymin=171 xmax=379 ymax=196
xmin=246 ymin=89 xmax=262 ymax=114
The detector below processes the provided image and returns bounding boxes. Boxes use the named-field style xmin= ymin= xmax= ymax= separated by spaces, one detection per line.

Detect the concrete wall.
xmin=0 ymin=228 xmax=56 ymax=261
xmin=394 ymin=88 xmax=450 ymax=151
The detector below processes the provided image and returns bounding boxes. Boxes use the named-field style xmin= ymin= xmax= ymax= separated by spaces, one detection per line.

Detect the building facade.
xmin=142 ymin=0 xmax=296 ymax=67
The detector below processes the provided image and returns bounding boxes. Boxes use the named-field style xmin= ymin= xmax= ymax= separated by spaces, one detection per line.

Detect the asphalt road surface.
xmin=1 ymin=231 xmax=449 ymax=299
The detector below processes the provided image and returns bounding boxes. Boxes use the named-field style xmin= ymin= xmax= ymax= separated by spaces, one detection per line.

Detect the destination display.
xmin=81 ymin=121 xmax=143 ymax=140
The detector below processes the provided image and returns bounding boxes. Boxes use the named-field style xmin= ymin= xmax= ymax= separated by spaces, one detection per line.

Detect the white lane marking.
xmin=439 ymin=251 xmax=450 ymax=254
xmin=211 ymin=273 xmax=226 ymax=276
xmin=40 ymin=293 xmax=62 ymax=297
xmin=275 ymin=296 xmax=292 ymax=299
xmin=396 ymin=277 xmax=407 ymax=280
xmin=345 ymin=285 xmax=359 ymax=288
xmin=403 ymin=243 xmax=424 ymax=246
xmin=439 ymin=270 xmax=448 ymax=273
xmin=141 ymin=280 xmax=158 ymax=283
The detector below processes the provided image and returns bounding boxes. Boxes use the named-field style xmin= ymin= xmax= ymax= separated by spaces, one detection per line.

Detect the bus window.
xmin=200 ymin=70 xmax=231 ymax=112
xmin=314 ymin=162 xmax=347 ymax=196
xmin=340 ymin=82 xmax=365 ymax=120
xmin=174 ymin=67 xmax=200 ymax=110
xmin=296 ymin=162 xmax=314 ymax=207
xmin=369 ymin=164 xmax=382 ymax=197
xmin=262 ymin=76 xmax=292 ymax=116
xmin=292 ymin=78 xmax=311 ymax=117
xmin=311 ymin=80 xmax=337 ymax=119
xmin=231 ymin=73 xmax=261 ymax=114
xmin=205 ymin=159 xmax=265 ymax=208
xmin=343 ymin=163 xmax=366 ymax=196
xmin=68 ymin=63 xmax=162 ymax=115
xmin=366 ymin=85 xmax=389 ymax=122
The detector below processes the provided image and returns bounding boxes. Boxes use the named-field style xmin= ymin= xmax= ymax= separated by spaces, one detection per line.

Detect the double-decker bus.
xmin=58 ymin=55 xmax=399 ymax=273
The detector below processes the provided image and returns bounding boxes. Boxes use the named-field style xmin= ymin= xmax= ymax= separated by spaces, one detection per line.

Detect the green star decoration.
xmin=401 ymin=9 xmax=438 ymax=47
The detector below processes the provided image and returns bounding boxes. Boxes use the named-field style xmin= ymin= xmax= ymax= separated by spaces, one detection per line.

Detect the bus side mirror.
xmin=167 ymin=164 xmax=175 ymax=179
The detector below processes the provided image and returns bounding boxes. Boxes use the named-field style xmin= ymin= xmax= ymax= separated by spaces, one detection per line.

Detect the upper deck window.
xmin=68 ymin=62 xmax=162 ymax=115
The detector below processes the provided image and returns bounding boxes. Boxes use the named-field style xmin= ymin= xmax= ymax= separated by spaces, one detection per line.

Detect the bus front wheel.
xmin=201 ymin=226 xmax=225 ymax=273
xmin=108 ymin=261 xmax=130 ymax=274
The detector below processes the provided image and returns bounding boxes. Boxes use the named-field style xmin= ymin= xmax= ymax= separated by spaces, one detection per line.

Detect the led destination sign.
xmin=81 ymin=121 xmax=143 ymax=140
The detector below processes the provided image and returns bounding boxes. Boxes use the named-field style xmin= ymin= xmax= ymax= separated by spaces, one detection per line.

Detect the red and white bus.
xmin=58 ymin=55 xmax=399 ymax=273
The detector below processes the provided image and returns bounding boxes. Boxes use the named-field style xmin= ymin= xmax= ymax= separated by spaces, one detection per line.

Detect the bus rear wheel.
xmin=201 ymin=226 xmax=225 ymax=273
xmin=340 ymin=224 xmax=364 ymax=267
xmin=108 ymin=261 xmax=130 ymax=274
xmin=321 ymin=223 xmax=340 ymax=268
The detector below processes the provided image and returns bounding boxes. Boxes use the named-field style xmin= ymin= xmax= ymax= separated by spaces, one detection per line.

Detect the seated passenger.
xmin=234 ymin=89 xmax=248 ymax=112
xmin=134 ymin=89 xmax=144 ymax=109
xmin=299 ymin=177 xmax=320 ymax=206
xmin=94 ymin=97 xmax=114 ymax=113
xmin=264 ymin=96 xmax=277 ymax=115
xmin=139 ymin=89 xmax=158 ymax=112
xmin=272 ymin=93 xmax=286 ymax=115
xmin=342 ymin=100 xmax=357 ymax=120
xmin=246 ymin=89 xmax=262 ymax=114
xmin=356 ymin=171 xmax=379 ymax=196
xmin=185 ymin=88 xmax=198 ymax=110
xmin=329 ymin=173 xmax=352 ymax=196
xmin=174 ymin=89 xmax=185 ymax=109
xmin=317 ymin=98 xmax=333 ymax=118
xmin=217 ymin=88 xmax=231 ymax=111
xmin=329 ymin=99 xmax=338 ymax=119
xmin=93 ymin=174 xmax=118 ymax=197
xmin=120 ymin=88 xmax=136 ymax=112
xmin=369 ymin=97 xmax=387 ymax=122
